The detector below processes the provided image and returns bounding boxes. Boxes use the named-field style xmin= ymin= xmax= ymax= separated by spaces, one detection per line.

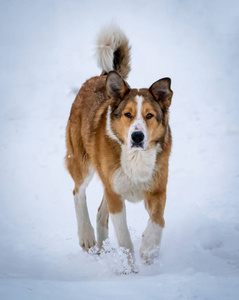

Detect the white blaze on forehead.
xmin=127 ymin=95 xmax=148 ymax=149
xmin=136 ymin=95 xmax=143 ymax=121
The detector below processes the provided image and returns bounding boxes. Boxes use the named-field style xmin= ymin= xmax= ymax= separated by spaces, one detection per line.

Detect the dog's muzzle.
xmin=131 ymin=131 xmax=145 ymax=148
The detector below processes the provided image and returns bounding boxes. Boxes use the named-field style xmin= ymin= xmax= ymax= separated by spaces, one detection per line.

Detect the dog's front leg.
xmin=110 ymin=202 xmax=134 ymax=253
xmin=105 ymin=189 xmax=134 ymax=266
xmin=140 ymin=190 xmax=166 ymax=263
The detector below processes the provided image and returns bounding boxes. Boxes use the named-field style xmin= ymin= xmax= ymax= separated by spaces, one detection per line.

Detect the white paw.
xmin=140 ymin=220 xmax=163 ymax=264
xmin=78 ymin=224 xmax=96 ymax=251
xmin=140 ymin=244 xmax=160 ymax=264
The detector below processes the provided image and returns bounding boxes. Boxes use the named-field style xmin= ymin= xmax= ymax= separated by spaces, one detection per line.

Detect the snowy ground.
xmin=1 ymin=0 xmax=239 ymax=299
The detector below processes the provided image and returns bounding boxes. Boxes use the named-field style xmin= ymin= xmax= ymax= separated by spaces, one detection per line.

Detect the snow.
xmin=1 ymin=0 xmax=239 ymax=299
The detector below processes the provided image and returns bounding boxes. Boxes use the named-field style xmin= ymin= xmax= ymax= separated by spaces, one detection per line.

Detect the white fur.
xmin=113 ymin=167 xmax=147 ymax=202
xmin=127 ymin=95 xmax=148 ymax=150
xmin=110 ymin=203 xmax=134 ymax=252
xmin=106 ymin=106 xmax=122 ymax=143
xmin=140 ymin=220 xmax=163 ymax=262
xmin=96 ymin=195 xmax=109 ymax=249
xmin=96 ymin=23 xmax=128 ymax=72
xmin=74 ymin=167 xmax=96 ymax=250
xmin=113 ymin=145 xmax=157 ymax=202
xmin=136 ymin=95 xmax=143 ymax=118
xmin=120 ymin=145 xmax=157 ymax=183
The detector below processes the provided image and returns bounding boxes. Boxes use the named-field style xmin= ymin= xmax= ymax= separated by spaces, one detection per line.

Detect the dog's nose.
xmin=131 ymin=131 xmax=145 ymax=144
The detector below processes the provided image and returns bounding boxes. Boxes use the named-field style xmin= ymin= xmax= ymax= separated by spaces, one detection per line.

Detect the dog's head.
xmin=106 ymin=71 xmax=173 ymax=151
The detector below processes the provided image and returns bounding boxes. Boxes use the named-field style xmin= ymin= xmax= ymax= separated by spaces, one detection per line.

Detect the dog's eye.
xmin=146 ymin=113 xmax=154 ymax=119
xmin=124 ymin=112 xmax=132 ymax=119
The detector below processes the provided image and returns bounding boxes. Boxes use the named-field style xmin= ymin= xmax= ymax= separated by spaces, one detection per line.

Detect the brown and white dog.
xmin=65 ymin=25 xmax=173 ymax=265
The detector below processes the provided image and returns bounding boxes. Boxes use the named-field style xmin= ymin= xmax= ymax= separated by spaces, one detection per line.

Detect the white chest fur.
xmin=113 ymin=146 xmax=157 ymax=202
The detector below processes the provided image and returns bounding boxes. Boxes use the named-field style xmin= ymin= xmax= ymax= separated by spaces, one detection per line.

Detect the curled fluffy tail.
xmin=96 ymin=24 xmax=131 ymax=80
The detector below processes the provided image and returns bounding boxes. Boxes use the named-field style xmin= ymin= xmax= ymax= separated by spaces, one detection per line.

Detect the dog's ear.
xmin=149 ymin=78 xmax=173 ymax=110
xmin=106 ymin=71 xmax=130 ymax=101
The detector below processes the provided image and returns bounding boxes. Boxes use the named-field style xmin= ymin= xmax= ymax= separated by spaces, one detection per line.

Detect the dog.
xmin=65 ymin=24 xmax=173 ymax=266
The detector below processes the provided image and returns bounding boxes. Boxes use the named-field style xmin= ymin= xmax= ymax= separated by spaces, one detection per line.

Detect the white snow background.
xmin=1 ymin=0 xmax=239 ymax=299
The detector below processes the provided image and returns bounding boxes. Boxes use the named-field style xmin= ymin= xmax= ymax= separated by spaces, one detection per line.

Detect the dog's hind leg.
xmin=96 ymin=194 xmax=109 ymax=250
xmin=74 ymin=167 xmax=96 ymax=251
